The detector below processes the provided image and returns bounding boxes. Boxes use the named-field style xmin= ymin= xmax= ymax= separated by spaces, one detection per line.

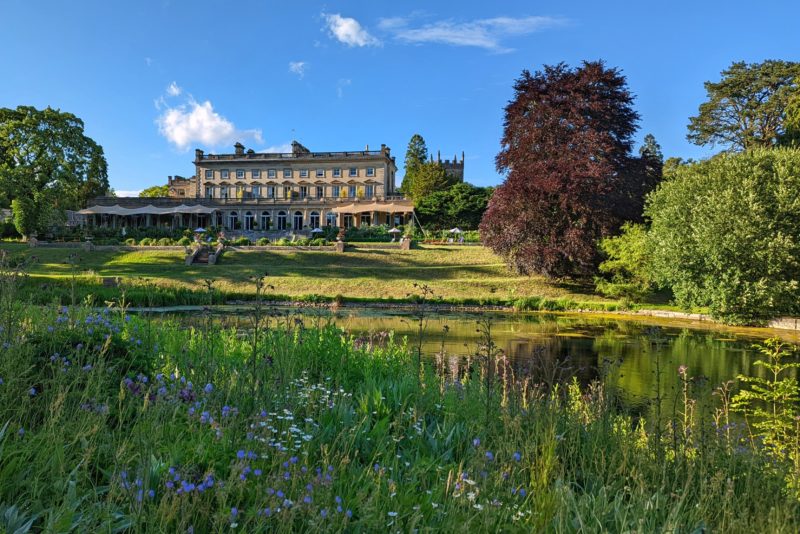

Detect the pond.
xmin=150 ymin=306 xmax=800 ymax=414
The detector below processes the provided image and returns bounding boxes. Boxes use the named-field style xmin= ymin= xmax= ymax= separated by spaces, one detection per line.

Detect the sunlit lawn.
xmin=1 ymin=243 xmax=609 ymax=303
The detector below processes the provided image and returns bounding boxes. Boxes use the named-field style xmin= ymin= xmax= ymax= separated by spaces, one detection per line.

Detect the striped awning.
xmin=78 ymin=204 xmax=218 ymax=215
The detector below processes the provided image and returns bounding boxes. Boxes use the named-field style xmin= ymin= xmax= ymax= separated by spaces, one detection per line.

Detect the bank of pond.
xmin=0 ymin=304 xmax=799 ymax=532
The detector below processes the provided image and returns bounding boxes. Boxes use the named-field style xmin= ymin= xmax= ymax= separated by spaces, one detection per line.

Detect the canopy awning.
xmin=331 ymin=201 xmax=414 ymax=214
xmin=78 ymin=204 xmax=218 ymax=216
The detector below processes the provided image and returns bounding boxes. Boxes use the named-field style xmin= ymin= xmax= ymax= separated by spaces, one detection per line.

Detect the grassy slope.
xmin=2 ymin=243 xmax=617 ymax=306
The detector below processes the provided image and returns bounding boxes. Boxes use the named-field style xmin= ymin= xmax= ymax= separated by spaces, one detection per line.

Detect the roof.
xmin=79 ymin=204 xmax=218 ymax=215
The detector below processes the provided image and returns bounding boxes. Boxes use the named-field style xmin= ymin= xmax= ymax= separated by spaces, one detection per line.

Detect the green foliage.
xmin=415 ymin=183 xmax=494 ymax=231
xmin=687 ymin=60 xmax=800 ymax=150
xmin=783 ymin=83 xmax=800 ymax=147
xmin=11 ymin=197 xmax=41 ymax=237
xmin=139 ymin=185 xmax=169 ymax=197
xmin=639 ymin=133 xmax=663 ymax=162
xmin=0 ymin=217 xmax=21 ymax=239
xmin=595 ymin=223 xmax=654 ymax=300
xmin=0 ymin=106 xmax=109 ymax=223
xmin=404 ymin=162 xmax=454 ymax=201
xmin=732 ymin=339 xmax=800 ymax=495
xmin=400 ymin=133 xmax=428 ymax=196
xmin=646 ymin=148 xmax=800 ymax=324
xmin=256 ymin=237 xmax=270 ymax=246
xmin=345 ymin=225 xmax=394 ymax=242
xmin=230 ymin=237 xmax=252 ymax=246
xmin=177 ymin=237 xmax=192 ymax=246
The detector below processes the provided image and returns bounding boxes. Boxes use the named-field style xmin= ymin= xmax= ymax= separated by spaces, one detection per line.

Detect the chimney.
xmin=234 ymin=142 xmax=245 ymax=155
xmin=462 ymin=151 xmax=465 ymax=163
xmin=168 ymin=176 xmax=173 ymax=185
xmin=365 ymin=144 xmax=369 ymax=151
xmin=194 ymin=149 xmax=204 ymax=161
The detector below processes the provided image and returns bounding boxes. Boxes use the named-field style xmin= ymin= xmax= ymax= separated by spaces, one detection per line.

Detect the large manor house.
xmin=81 ymin=141 xmax=465 ymax=233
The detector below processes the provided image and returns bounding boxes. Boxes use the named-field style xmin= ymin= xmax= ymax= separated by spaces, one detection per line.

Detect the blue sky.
xmin=1 ymin=0 xmax=798 ymax=195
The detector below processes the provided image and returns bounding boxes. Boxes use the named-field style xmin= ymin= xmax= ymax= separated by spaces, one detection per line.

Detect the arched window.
xmin=260 ymin=211 xmax=271 ymax=230
xmin=360 ymin=214 xmax=371 ymax=226
xmin=228 ymin=211 xmax=239 ymax=230
xmin=293 ymin=211 xmax=303 ymax=230
xmin=244 ymin=211 xmax=254 ymax=231
xmin=277 ymin=211 xmax=287 ymax=230
xmin=326 ymin=212 xmax=337 ymax=227
xmin=343 ymin=215 xmax=353 ymax=229
xmin=309 ymin=211 xmax=320 ymax=229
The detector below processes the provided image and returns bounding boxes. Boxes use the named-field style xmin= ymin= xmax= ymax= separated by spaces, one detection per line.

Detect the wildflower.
xmin=18 ymin=428 xmax=24 ymax=437
xmin=29 ymin=387 xmax=37 ymax=396
xmin=678 ymin=365 xmax=688 ymax=377
xmin=230 ymin=507 xmax=238 ymax=517
xmin=82 ymin=364 xmax=93 ymax=372
xmin=472 ymin=438 xmax=480 ymax=447
xmin=254 ymin=469 xmax=262 ymax=476
xmin=148 ymin=489 xmax=155 ymax=498
xmin=513 ymin=451 xmax=521 ymax=462
xmin=388 ymin=511 xmax=398 ymax=517
xmin=346 ymin=509 xmax=353 ymax=518
xmin=237 ymin=450 xmax=246 ymax=460
xmin=320 ymin=508 xmax=328 ymax=518
xmin=335 ymin=496 xmax=342 ymax=504
xmin=303 ymin=495 xmax=312 ymax=504
xmin=204 ymin=383 xmax=213 ymax=394
xmin=485 ymin=451 xmax=494 ymax=461
xmin=0 ymin=377 xmax=4 ymax=385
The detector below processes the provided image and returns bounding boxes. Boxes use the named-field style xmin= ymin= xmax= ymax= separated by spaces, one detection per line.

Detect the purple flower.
xmin=320 ymin=508 xmax=328 ymax=518
xmin=237 ymin=450 xmax=246 ymax=460
xmin=204 ymin=383 xmax=213 ymax=394
xmin=513 ymin=451 xmax=521 ymax=462
xmin=346 ymin=509 xmax=352 ymax=518
xmin=303 ymin=495 xmax=312 ymax=504
xmin=485 ymin=451 xmax=494 ymax=461
xmin=472 ymin=438 xmax=480 ymax=447
xmin=29 ymin=387 xmax=37 ymax=396
xmin=230 ymin=507 xmax=238 ymax=517
xmin=254 ymin=469 xmax=262 ymax=476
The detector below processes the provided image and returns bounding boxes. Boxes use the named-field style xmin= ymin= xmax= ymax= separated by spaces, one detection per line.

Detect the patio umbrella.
xmin=311 ymin=228 xmax=324 ymax=233
xmin=194 ymin=227 xmax=207 ymax=233
xmin=449 ymin=228 xmax=462 ymax=234
xmin=388 ymin=228 xmax=402 ymax=233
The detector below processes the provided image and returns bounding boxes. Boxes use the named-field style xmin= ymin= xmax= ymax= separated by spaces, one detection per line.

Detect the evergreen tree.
xmin=400 ymin=134 xmax=428 ymax=196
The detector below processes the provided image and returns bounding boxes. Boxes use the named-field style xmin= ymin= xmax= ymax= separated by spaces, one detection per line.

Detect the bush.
xmin=345 ymin=225 xmax=392 ymax=242
xmin=139 ymin=237 xmax=154 ymax=246
xmin=231 ymin=237 xmax=251 ymax=246
xmin=595 ymin=223 xmax=654 ymax=301
xmin=156 ymin=237 xmax=173 ymax=246
xmin=177 ymin=237 xmax=192 ymax=246
xmin=276 ymin=238 xmax=290 ymax=246
xmin=1 ymin=217 xmax=21 ymax=239
xmin=124 ymin=238 xmax=137 ymax=246
xmin=646 ymin=148 xmax=800 ymax=324
xmin=256 ymin=237 xmax=270 ymax=246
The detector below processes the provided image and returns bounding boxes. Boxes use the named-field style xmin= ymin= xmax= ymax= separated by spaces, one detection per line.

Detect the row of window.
xmin=205 ymin=167 xmax=377 ymax=180
xmin=206 ymin=184 xmax=375 ymax=199
xmin=219 ymin=210 xmax=395 ymax=230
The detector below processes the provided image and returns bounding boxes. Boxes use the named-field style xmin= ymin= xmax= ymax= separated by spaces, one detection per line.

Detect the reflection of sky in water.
xmin=162 ymin=307 xmax=800 ymax=413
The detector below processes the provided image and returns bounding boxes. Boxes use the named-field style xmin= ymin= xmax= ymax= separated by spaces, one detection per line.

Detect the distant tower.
xmin=436 ymin=149 xmax=465 ymax=182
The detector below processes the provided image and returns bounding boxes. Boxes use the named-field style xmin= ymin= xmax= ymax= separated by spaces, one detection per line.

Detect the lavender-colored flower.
xmin=513 ymin=451 xmax=521 ymax=462
xmin=237 ymin=450 xmax=246 ymax=460
xmin=230 ymin=507 xmax=238 ymax=517
xmin=320 ymin=508 xmax=328 ymax=518
xmin=303 ymin=495 xmax=312 ymax=504
xmin=29 ymin=387 xmax=37 ymax=396
xmin=254 ymin=469 xmax=262 ymax=476
xmin=204 ymin=383 xmax=213 ymax=394
xmin=485 ymin=451 xmax=494 ymax=461
xmin=473 ymin=438 xmax=480 ymax=447
xmin=346 ymin=509 xmax=352 ymax=518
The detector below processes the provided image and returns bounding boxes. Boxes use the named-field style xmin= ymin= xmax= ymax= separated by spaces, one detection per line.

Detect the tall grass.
xmin=0 ymin=302 xmax=798 ymax=532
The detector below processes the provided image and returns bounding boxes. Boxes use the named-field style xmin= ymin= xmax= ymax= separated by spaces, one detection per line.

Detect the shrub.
xmin=124 ymin=238 xmax=137 ymax=246
xmin=646 ymin=148 xmax=800 ymax=324
xmin=139 ymin=237 xmax=154 ymax=246
xmin=231 ymin=237 xmax=251 ymax=246
xmin=595 ymin=223 xmax=654 ymax=300
xmin=156 ymin=237 xmax=173 ymax=246
xmin=177 ymin=237 xmax=192 ymax=246
xmin=256 ymin=237 xmax=270 ymax=246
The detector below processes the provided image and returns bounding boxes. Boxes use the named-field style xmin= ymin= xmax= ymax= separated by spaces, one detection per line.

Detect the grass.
xmin=0 ymin=303 xmax=798 ymax=532
xmin=1 ymin=243 xmax=635 ymax=310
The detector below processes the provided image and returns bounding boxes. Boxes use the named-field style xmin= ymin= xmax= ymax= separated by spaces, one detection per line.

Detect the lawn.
xmin=1 ymin=243 xmax=616 ymax=307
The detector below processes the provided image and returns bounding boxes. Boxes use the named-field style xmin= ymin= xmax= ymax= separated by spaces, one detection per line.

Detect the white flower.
xmin=387 ymin=511 xmax=398 ymax=517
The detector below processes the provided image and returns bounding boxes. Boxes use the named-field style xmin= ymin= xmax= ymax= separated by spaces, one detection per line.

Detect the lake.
xmin=152 ymin=305 xmax=800 ymax=414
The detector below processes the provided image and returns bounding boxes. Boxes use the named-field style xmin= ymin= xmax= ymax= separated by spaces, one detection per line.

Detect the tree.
xmin=480 ymin=61 xmax=654 ymax=278
xmin=782 ymin=82 xmax=800 ymax=146
xmin=639 ymin=133 xmax=663 ymax=163
xmin=0 ymin=106 xmax=109 ymax=235
xmin=404 ymin=161 xmax=454 ymax=201
xmin=646 ymin=148 xmax=800 ymax=324
xmin=595 ymin=223 xmax=654 ymax=300
xmin=400 ymin=134 xmax=428 ymax=197
xmin=140 ymin=185 xmax=169 ymax=197
xmin=415 ymin=183 xmax=494 ymax=230
xmin=687 ymin=60 xmax=800 ymax=151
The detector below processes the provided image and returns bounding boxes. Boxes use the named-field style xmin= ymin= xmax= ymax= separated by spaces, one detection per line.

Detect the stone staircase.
xmin=193 ymin=248 xmax=210 ymax=264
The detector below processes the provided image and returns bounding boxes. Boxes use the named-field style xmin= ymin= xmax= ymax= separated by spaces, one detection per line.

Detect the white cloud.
xmin=337 ymin=78 xmax=351 ymax=98
xmin=288 ymin=61 xmax=307 ymax=78
xmin=382 ymin=15 xmax=565 ymax=52
xmin=115 ymin=190 xmax=143 ymax=197
xmin=167 ymin=81 xmax=182 ymax=96
xmin=156 ymin=98 xmax=262 ymax=151
xmin=259 ymin=143 xmax=293 ymax=154
xmin=323 ymin=13 xmax=381 ymax=47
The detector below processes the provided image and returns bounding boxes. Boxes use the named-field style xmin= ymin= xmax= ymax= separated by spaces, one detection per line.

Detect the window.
xmin=299 ymin=186 xmax=308 ymax=199
xmin=267 ymin=186 xmax=275 ymax=198
xmin=252 ymin=186 xmax=260 ymax=198
xmin=284 ymin=187 xmax=292 ymax=199
xmin=366 ymin=167 xmax=375 ymax=177
xmin=343 ymin=215 xmax=353 ymax=229
xmin=260 ymin=211 xmax=271 ymax=230
xmin=300 ymin=169 xmax=309 ymax=178
xmin=293 ymin=211 xmax=303 ymax=229
xmin=316 ymin=186 xmax=324 ymax=198
xmin=268 ymin=169 xmax=276 ymax=178
xmin=309 ymin=211 xmax=320 ymax=229
xmin=277 ymin=211 xmax=287 ymax=230
xmin=205 ymin=170 xmax=213 ymax=179
xmin=220 ymin=186 xmax=229 ymax=199
xmin=252 ymin=169 xmax=260 ymax=178
xmin=316 ymin=168 xmax=325 ymax=178
xmin=349 ymin=167 xmax=358 ymax=177
xmin=348 ymin=185 xmax=356 ymax=197
xmin=283 ymin=168 xmax=292 ymax=178
xmin=365 ymin=185 xmax=374 ymax=197
xmin=331 ymin=185 xmax=340 ymax=197
xmin=205 ymin=186 xmax=214 ymax=198
xmin=228 ymin=211 xmax=238 ymax=229
xmin=221 ymin=170 xmax=229 ymax=179
xmin=236 ymin=169 xmax=245 ymax=179
xmin=360 ymin=214 xmax=371 ymax=226
xmin=333 ymin=168 xmax=341 ymax=178
xmin=244 ymin=211 xmax=254 ymax=230
xmin=326 ymin=212 xmax=337 ymax=227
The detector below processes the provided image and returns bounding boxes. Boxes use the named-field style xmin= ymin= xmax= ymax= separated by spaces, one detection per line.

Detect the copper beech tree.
xmin=480 ymin=61 xmax=657 ymax=278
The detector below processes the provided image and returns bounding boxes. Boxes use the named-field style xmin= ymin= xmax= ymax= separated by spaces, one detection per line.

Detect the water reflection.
xmin=159 ymin=306 xmax=799 ymax=412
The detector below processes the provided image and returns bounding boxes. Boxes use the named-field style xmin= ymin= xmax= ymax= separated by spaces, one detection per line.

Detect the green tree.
xmin=0 ymin=106 xmax=109 ymax=236
xmin=405 ymin=161 xmax=453 ymax=201
xmin=687 ymin=60 xmax=800 ymax=151
xmin=415 ymin=183 xmax=494 ymax=230
xmin=646 ymin=148 xmax=800 ymax=324
xmin=140 ymin=185 xmax=169 ymax=197
xmin=782 ymin=81 xmax=800 ymax=146
xmin=595 ymin=223 xmax=654 ymax=300
xmin=639 ymin=133 xmax=663 ymax=163
xmin=400 ymin=134 xmax=428 ymax=197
